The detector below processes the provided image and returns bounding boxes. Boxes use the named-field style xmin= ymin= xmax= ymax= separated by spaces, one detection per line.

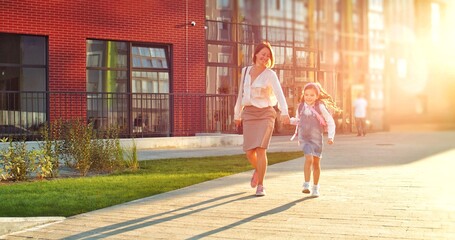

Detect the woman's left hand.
xmin=280 ymin=115 xmax=290 ymax=125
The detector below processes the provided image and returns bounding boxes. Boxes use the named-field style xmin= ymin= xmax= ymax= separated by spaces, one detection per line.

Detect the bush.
xmin=90 ymin=126 xmax=125 ymax=173
xmin=123 ymin=139 xmax=139 ymax=171
xmin=29 ymin=148 xmax=54 ymax=179
xmin=58 ymin=119 xmax=93 ymax=176
xmin=0 ymin=119 xmax=138 ymax=182
xmin=0 ymin=138 xmax=34 ymax=181
xmin=38 ymin=121 xmax=63 ymax=178
xmin=55 ymin=119 xmax=137 ymax=176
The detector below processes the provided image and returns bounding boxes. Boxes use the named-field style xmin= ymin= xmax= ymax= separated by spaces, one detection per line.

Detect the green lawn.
xmin=0 ymin=151 xmax=303 ymax=217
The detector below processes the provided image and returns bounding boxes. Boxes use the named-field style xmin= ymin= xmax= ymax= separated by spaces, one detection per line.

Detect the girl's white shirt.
xmin=234 ymin=66 xmax=289 ymax=120
xmin=293 ymin=102 xmax=336 ymax=140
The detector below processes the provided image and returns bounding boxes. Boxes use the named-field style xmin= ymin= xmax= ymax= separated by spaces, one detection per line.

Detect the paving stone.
xmin=1 ymin=131 xmax=454 ymax=239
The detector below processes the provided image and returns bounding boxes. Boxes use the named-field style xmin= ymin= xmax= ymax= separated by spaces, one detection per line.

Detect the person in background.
xmin=234 ymin=41 xmax=290 ymax=197
xmin=353 ymin=92 xmax=368 ymax=136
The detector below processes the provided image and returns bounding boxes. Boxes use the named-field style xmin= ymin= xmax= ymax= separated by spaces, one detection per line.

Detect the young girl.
xmin=290 ymin=82 xmax=340 ymax=197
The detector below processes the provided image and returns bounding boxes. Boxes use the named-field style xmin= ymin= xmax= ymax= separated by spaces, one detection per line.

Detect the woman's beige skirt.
xmin=241 ymin=106 xmax=277 ymax=151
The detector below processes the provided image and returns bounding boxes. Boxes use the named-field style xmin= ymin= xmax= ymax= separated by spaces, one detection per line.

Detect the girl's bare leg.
xmin=313 ymin=156 xmax=321 ymax=185
xmin=304 ymin=155 xmax=314 ymax=182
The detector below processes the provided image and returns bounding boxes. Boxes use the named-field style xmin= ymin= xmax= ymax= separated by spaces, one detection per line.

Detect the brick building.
xmin=0 ymin=0 xmax=208 ymax=137
xmin=1 ymin=0 xmax=453 ymax=139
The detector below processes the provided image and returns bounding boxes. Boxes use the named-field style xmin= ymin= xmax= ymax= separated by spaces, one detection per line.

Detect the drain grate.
xmin=376 ymin=143 xmax=394 ymax=146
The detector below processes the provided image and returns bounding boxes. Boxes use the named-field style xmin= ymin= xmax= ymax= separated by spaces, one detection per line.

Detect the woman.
xmin=234 ymin=41 xmax=290 ymax=196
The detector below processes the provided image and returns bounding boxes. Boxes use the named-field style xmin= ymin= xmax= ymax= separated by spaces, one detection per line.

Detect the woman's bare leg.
xmin=246 ymin=149 xmax=258 ymax=169
xmin=304 ymin=155 xmax=314 ymax=182
xmin=256 ymin=148 xmax=268 ymax=185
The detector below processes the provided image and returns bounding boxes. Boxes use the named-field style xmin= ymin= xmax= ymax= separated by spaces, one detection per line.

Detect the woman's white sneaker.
xmin=256 ymin=185 xmax=266 ymax=196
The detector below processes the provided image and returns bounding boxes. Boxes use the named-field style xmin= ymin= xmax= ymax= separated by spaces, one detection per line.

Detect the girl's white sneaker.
xmin=311 ymin=185 xmax=320 ymax=197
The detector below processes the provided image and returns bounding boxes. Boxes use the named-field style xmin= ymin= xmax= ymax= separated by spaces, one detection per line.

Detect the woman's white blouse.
xmin=234 ymin=66 xmax=289 ymax=120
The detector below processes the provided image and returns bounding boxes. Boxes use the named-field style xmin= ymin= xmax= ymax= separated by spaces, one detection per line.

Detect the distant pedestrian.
xmin=234 ymin=41 xmax=290 ymax=197
xmin=290 ymin=82 xmax=339 ymax=197
xmin=353 ymin=92 xmax=368 ymax=136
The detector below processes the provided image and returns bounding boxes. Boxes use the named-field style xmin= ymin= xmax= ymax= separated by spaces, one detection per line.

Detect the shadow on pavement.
xmin=187 ymin=196 xmax=316 ymax=240
xmin=62 ymin=192 xmax=317 ymax=240
xmin=62 ymin=192 xmax=250 ymax=239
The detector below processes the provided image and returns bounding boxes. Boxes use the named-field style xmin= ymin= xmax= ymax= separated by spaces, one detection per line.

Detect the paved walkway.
xmin=2 ymin=131 xmax=455 ymax=239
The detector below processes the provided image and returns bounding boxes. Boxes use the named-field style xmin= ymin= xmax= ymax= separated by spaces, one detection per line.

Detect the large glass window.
xmin=86 ymin=40 xmax=128 ymax=92
xmin=206 ymin=66 xmax=236 ymax=94
xmin=207 ymin=44 xmax=234 ymax=64
xmin=86 ymin=40 xmax=128 ymax=133
xmin=274 ymin=46 xmax=294 ymax=67
xmin=204 ymin=0 xmax=373 ymax=133
xmin=132 ymin=47 xmax=168 ymax=69
xmin=238 ymin=44 xmax=254 ymax=68
xmin=295 ymin=49 xmax=316 ymax=68
xmin=131 ymin=46 xmax=170 ymax=94
xmin=0 ymin=33 xmax=47 ymax=135
xmin=130 ymin=46 xmax=170 ymax=136
xmin=86 ymin=40 xmax=171 ymax=136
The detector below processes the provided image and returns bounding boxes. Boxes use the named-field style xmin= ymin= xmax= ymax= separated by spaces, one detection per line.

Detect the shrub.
xmin=0 ymin=138 xmax=34 ymax=181
xmin=123 ymin=139 xmax=139 ymax=170
xmin=38 ymin=121 xmax=63 ymax=178
xmin=0 ymin=119 xmax=138 ymax=182
xmin=56 ymin=119 xmax=137 ymax=176
xmin=29 ymin=148 xmax=54 ymax=179
xmin=59 ymin=119 xmax=93 ymax=176
xmin=89 ymin=126 xmax=125 ymax=173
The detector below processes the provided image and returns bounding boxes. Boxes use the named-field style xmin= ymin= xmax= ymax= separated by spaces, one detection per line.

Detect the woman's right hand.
xmin=280 ymin=115 xmax=290 ymax=125
xmin=234 ymin=119 xmax=242 ymax=127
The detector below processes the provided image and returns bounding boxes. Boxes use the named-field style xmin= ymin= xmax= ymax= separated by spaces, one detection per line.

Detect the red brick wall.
xmin=0 ymin=0 xmax=206 ymax=134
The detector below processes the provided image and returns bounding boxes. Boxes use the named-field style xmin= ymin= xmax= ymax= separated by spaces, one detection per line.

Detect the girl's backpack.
xmin=290 ymin=101 xmax=328 ymax=141
xmin=297 ymin=101 xmax=327 ymax=128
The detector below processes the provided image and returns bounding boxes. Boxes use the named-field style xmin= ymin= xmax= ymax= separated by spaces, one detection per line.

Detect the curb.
xmin=0 ymin=217 xmax=65 ymax=238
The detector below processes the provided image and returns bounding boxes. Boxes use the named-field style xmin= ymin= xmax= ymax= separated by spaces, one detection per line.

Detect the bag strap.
xmin=241 ymin=66 xmax=249 ymax=95
xmin=298 ymin=102 xmax=304 ymax=115
xmin=309 ymin=105 xmax=327 ymax=127
xmin=290 ymin=102 xmax=326 ymax=142
xmin=290 ymin=103 xmax=303 ymax=141
xmin=301 ymin=102 xmax=327 ymax=127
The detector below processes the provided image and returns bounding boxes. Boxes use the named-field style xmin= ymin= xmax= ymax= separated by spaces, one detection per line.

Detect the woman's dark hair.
xmin=252 ymin=41 xmax=275 ymax=68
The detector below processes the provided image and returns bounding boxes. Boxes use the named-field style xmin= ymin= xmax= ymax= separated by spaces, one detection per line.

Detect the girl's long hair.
xmin=300 ymin=82 xmax=342 ymax=114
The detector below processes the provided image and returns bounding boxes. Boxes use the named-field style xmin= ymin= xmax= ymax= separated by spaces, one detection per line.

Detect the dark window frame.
xmin=86 ymin=39 xmax=173 ymax=137
xmin=0 ymin=33 xmax=48 ymax=135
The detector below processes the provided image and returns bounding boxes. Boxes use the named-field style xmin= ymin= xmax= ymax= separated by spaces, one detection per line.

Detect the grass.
xmin=0 ymin=151 xmax=303 ymax=217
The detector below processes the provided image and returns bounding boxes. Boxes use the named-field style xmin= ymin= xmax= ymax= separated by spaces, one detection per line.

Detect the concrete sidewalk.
xmin=2 ymin=131 xmax=455 ymax=239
